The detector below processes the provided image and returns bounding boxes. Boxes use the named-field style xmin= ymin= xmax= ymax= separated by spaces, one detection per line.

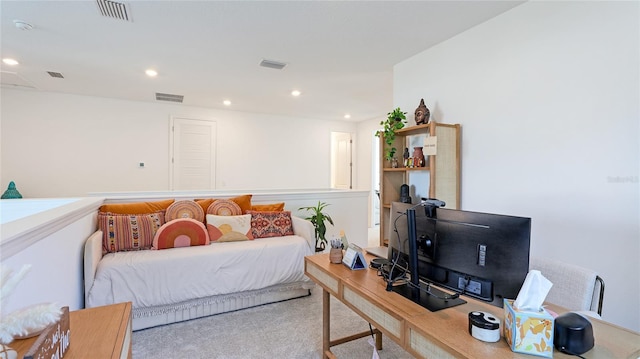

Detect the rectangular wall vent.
xmin=259 ymin=59 xmax=287 ymax=70
xmin=156 ymin=92 xmax=184 ymax=103
xmin=47 ymin=71 xmax=64 ymax=78
xmin=96 ymin=0 xmax=132 ymax=21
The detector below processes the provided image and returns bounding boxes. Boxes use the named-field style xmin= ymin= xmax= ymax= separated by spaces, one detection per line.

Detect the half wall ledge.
xmin=0 ymin=197 xmax=105 ymax=260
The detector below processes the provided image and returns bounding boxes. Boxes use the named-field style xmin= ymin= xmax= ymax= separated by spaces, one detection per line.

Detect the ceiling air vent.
xmin=96 ymin=0 xmax=132 ymax=22
xmin=155 ymin=92 xmax=184 ymax=103
xmin=47 ymin=71 xmax=64 ymax=78
xmin=259 ymin=59 xmax=287 ymax=70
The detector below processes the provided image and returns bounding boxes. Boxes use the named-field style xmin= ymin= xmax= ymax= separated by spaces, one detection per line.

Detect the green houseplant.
xmin=375 ymin=108 xmax=407 ymax=161
xmin=299 ymin=201 xmax=334 ymax=252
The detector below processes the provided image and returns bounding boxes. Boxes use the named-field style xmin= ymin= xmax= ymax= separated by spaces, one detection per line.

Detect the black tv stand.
xmin=391 ymin=282 xmax=466 ymax=312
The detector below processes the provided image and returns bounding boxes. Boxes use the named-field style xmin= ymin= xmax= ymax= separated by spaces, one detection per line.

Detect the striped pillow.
xmin=98 ymin=211 xmax=165 ymax=253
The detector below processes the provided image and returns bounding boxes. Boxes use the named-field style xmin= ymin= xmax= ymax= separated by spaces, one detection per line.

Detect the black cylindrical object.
xmin=400 ymin=184 xmax=411 ymax=203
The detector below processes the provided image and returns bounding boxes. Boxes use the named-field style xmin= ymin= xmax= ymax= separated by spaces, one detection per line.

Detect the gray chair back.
xmin=529 ymin=257 xmax=604 ymax=316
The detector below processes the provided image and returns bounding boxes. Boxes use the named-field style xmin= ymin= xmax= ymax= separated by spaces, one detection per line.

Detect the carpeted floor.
xmin=132 ymin=286 xmax=415 ymax=358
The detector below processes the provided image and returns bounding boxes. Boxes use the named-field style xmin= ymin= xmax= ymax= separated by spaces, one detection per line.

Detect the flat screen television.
xmin=387 ymin=202 xmax=531 ymax=310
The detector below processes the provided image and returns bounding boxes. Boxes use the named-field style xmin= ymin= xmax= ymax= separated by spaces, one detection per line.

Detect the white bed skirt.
xmin=133 ymin=281 xmax=313 ymax=331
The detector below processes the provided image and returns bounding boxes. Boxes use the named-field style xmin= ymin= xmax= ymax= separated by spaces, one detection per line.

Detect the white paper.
xmin=513 ymin=270 xmax=553 ymax=312
xmin=423 ymin=136 xmax=437 ymax=155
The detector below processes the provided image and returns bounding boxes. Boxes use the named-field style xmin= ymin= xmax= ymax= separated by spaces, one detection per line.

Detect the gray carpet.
xmin=132 ymin=286 xmax=415 ymax=358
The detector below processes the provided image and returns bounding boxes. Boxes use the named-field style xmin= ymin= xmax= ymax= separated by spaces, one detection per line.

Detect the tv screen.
xmin=388 ymin=202 xmax=531 ymax=308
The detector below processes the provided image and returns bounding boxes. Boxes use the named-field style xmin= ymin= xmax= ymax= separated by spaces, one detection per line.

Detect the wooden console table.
xmin=305 ymin=253 xmax=640 ymax=359
xmin=11 ymin=302 xmax=132 ymax=359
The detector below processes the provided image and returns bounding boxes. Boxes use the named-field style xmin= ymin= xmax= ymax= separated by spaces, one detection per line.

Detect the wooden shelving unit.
xmin=379 ymin=122 xmax=460 ymax=247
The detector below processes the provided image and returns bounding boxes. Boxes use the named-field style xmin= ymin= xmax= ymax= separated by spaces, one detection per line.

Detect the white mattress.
xmin=86 ymin=235 xmax=312 ymax=309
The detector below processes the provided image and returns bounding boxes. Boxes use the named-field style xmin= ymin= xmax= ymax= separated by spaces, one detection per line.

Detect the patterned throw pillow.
xmin=153 ymin=218 xmax=209 ymax=250
xmin=98 ymin=211 xmax=165 ymax=253
xmin=206 ymin=214 xmax=254 ymax=242
xmin=247 ymin=210 xmax=294 ymax=239
xmin=207 ymin=199 xmax=242 ymax=216
xmin=165 ymin=200 xmax=205 ymax=222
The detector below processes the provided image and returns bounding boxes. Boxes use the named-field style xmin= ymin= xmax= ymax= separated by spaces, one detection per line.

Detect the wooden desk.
xmin=305 ymin=253 xmax=640 ymax=359
xmin=11 ymin=302 xmax=132 ymax=359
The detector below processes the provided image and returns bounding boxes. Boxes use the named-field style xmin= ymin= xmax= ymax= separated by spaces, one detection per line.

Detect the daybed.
xmin=83 ymin=196 xmax=316 ymax=330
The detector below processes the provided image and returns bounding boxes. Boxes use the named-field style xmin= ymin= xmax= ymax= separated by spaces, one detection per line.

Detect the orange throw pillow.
xmin=99 ymin=199 xmax=174 ymax=215
xmin=195 ymin=198 xmax=216 ymax=214
xmin=230 ymin=194 xmax=252 ymax=213
xmin=251 ymin=202 xmax=285 ymax=211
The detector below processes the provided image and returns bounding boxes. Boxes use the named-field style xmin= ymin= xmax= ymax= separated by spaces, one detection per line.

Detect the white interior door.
xmin=331 ymin=132 xmax=352 ymax=189
xmin=170 ymin=117 xmax=216 ymax=190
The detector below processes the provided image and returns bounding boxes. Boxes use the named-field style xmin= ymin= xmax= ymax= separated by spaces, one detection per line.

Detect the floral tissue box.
xmin=504 ymin=299 xmax=554 ymax=358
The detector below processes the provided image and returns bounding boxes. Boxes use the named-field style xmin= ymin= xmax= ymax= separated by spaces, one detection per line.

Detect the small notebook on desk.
xmin=343 ymin=244 xmax=367 ymax=270
xmin=365 ymin=246 xmax=388 ymax=259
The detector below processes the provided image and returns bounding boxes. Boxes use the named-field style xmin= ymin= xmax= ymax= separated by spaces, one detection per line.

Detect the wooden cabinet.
xmin=13 ymin=302 xmax=132 ymax=359
xmin=379 ymin=122 xmax=460 ymax=247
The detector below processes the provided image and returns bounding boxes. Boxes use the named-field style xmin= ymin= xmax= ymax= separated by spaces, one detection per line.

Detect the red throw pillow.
xmin=153 ymin=218 xmax=210 ymax=250
xmin=247 ymin=210 xmax=294 ymax=239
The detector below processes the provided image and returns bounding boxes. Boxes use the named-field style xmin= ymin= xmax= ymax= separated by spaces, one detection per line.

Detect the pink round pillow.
xmin=165 ymin=200 xmax=205 ymax=222
xmin=207 ymin=199 xmax=242 ymax=216
xmin=153 ymin=218 xmax=209 ymax=250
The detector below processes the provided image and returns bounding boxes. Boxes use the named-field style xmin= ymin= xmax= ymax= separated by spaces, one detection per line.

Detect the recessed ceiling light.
xmin=344 ymin=114 xmax=351 ymax=119
xmin=291 ymin=90 xmax=301 ymax=97
xmin=223 ymin=100 xmax=231 ymax=106
xmin=145 ymin=69 xmax=158 ymax=77
xmin=2 ymin=58 xmax=19 ymax=66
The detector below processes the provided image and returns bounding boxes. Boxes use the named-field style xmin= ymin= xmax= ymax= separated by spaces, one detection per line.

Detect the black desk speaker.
xmin=554 ymin=312 xmax=594 ymax=355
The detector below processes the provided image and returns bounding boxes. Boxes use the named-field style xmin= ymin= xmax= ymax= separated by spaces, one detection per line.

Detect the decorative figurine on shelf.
xmin=413 ymin=147 xmax=426 ymax=167
xmin=403 ymin=148 xmax=410 ymax=167
xmin=1 ymin=181 xmax=22 ymax=199
xmin=414 ymin=98 xmax=430 ymax=125
xmin=400 ymin=184 xmax=411 ymax=204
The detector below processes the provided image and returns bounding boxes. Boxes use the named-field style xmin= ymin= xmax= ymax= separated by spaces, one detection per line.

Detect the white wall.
xmin=355 ymin=116 xmax=385 ymax=227
xmin=394 ymin=1 xmax=639 ymax=331
xmin=2 ymin=211 xmax=97 ymax=313
xmin=1 ymin=89 xmax=356 ymax=197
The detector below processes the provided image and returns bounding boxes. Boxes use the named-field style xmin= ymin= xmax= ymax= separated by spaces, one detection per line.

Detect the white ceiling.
xmin=0 ymin=1 xmax=523 ymax=122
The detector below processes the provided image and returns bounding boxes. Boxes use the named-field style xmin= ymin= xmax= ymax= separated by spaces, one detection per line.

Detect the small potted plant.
xmin=375 ymin=107 xmax=407 ymax=162
xmin=299 ymin=201 xmax=334 ymax=252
